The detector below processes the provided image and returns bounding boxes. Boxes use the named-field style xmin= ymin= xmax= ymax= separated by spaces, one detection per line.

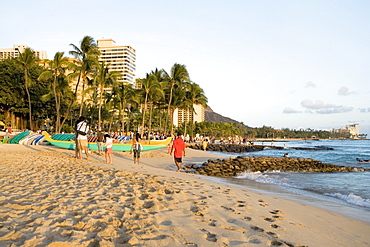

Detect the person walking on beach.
xmin=202 ymin=138 xmax=209 ymax=151
xmin=169 ymin=133 xmax=186 ymax=172
xmin=74 ymin=117 xmax=83 ymax=158
xmin=104 ymin=134 xmax=113 ymax=164
xmin=97 ymin=128 xmax=104 ymax=155
xmin=75 ymin=116 xmax=90 ymax=160
xmin=130 ymin=137 xmax=143 ymax=164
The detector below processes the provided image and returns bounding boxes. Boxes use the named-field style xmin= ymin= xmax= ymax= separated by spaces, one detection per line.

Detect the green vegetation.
xmin=191 ymin=122 xmax=351 ymax=140
xmin=0 ymin=36 xmax=207 ymax=135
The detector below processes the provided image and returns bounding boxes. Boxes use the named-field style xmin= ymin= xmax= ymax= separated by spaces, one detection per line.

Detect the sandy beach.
xmin=1 ymin=144 xmax=370 ymax=247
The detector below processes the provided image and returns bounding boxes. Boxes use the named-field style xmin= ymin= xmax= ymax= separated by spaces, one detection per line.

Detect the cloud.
xmin=305 ymin=81 xmax=316 ymax=88
xmin=359 ymin=107 xmax=370 ymax=113
xmin=301 ymin=99 xmax=354 ymax=114
xmin=301 ymin=99 xmax=327 ymax=109
xmin=315 ymin=106 xmax=354 ymax=114
xmin=338 ymin=86 xmax=356 ymax=96
xmin=283 ymin=107 xmax=302 ymax=114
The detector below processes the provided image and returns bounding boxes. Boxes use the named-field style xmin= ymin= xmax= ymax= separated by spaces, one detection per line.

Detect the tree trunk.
xmin=53 ymin=75 xmax=61 ymax=133
xmin=184 ymin=121 xmax=187 ymax=137
xmin=148 ymin=103 xmax=153 ymax=135
xmin=170 ymin=108 xmax=174 ymax=136
xmin=164 ymin=82 xmax=174 ymax=134
xmin=56 ymin=93 xmax=61 ymax=133
xmin=79 ymin=82 xmax=85 ymax=116
xmin=141 ymin=93 xmax=149 ymax=136
xmin=25 ymin=73 xmax=33 ymax=131
xmin=121 ymin=101 xmax=125 ymax=135
xmin=108 ymin=114 xmax=114 ymax=133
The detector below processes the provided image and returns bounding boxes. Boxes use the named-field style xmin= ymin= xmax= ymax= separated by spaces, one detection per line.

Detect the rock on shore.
xmin=188 ymin=143 xmax=334 ymax=153
xmin=183 ymin=156 xmax=370 ymax=177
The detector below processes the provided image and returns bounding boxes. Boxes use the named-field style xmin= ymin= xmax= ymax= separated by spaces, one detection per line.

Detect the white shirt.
xmin=76 ymin=121 xmax=89 ymax=140
xmin=105 ymin=137 xmax=113 ymax=148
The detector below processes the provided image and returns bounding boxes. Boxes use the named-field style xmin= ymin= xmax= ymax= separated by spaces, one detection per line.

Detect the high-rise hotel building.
xmin=97 ymin=39 xmax=136 ymax=85
xmin=0 ymin=44 xmax=47 ymax=60
xmin=173 ymin=104 xmax=205 ymax=127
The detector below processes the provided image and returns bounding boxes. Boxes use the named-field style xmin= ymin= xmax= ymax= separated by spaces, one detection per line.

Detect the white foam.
xmin=235 ymin=171 xmax=283 ymax=185
xmin=325 ymin=192 xmax=370 ymax=208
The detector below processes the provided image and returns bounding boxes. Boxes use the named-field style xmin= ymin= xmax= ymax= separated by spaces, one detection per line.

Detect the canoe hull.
xmin=42 ymin=131 xmax=171 ymax=152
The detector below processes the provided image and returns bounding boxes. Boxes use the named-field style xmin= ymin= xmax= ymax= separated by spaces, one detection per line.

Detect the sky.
xmin=2 ymin=0 xmax=370 ymax=137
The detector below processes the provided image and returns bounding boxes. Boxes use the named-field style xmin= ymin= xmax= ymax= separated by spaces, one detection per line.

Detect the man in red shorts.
xmin=169 ymin=133 xmax=186 ymax=172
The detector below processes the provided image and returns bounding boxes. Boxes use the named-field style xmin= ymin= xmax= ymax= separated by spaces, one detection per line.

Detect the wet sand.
xmin=0 ymin=144 xmax=369 ymax=246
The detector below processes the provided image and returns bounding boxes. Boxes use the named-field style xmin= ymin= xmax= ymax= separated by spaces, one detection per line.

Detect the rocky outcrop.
xmin=188 ymin=143 xmax=334 ymax=152
xmin=183 ymin=156 xmax=370 ymax=177
xmin=189 ymin=143 xmax=264 ymax=153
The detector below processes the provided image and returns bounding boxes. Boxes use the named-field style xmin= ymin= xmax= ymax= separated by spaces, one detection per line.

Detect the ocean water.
xmin=206 ymin=139 xmax=370 ymax=223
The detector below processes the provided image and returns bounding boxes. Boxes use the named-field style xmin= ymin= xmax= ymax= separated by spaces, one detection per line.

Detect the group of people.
xmin=74 ymin=116 xmax=144 ymax=165
xmin=74 ymin=116 xmax=187 ymax=171
xmin=74 ymin=116 xmax=117 ymax=164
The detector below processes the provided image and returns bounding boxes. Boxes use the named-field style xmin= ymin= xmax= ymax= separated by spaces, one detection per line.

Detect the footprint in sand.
xmin=199 ymin=228 xmax=217 ymax=242
xmin=269 ymin=239 xmax=293 ymax=246
xmin=208 ymin=219 xmax=217 ymax=226
xmin=265 ymin=231 xmax=279 ymax=238
xmin=263 ymin=217 xmax=275 ymax=222
xmin=243 ymin=216 xmax=252 ymax=221
xmin=250 ymin=225 xmax=264 ymax=232
xmin=190 ymin=205 xmax=204 ymax=216
xmin=221 ymin=206 xmax=235 ymax=212
xmin=160 ymin=220 xmax=172 ymax=226
xmin=270 ymin=224 xmax=280 ymax=229
xmin=221 ymin=225 xmax=246 ymax=233
xmin=269 ymin=209 xmax=285 ymax=220
xmin=258 ymin=199 xmax=269 ymax=207
xmin=270 ymin=209 xmax=284 ymax=215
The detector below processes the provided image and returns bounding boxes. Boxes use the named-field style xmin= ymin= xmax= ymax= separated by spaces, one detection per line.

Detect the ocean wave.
xmin=234 ymin=171 xmax=287 ymax=185
xmin=324 ymin=192 xmax=370 ymax=208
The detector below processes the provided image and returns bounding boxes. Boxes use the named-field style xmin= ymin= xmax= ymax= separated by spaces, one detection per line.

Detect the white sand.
xmin=0 ymin=144 xmax=369 ymax=247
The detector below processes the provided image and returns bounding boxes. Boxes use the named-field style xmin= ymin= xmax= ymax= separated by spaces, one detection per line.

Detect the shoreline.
xmin=1 ymin=144 xmax=370 ymax=246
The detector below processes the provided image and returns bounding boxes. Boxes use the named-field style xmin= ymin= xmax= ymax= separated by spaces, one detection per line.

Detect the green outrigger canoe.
xmin=43 ymin=131 xmax=172 ymax=151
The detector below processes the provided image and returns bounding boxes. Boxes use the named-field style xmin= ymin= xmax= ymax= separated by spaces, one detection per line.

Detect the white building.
xmin=331 ymin=123 xmax=360 ymax=138
xmin=345 ymin=124 xmax=360 ymax=138
xmin=173 ymin=104 xmax=205 ymax=126
xmin=0 ymin=44 xmax=47 ymax=60
xmin=97 ymin=39 xmax=136 ymax=85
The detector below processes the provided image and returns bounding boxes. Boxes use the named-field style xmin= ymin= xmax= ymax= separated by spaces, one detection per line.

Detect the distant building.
xmin=97 ymin=39 xmax=136 ymax=85
xmin=331 ymin=123 xmax=360 ymax=138
xmin=0 ymin=44 xmax=47 ymax=60
xmin=345 ymin=124 xmax=360 ymax=137
xmin=173 ymin=104 xmax=205 ymax=127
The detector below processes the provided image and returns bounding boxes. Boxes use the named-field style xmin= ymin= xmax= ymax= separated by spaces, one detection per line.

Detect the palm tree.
xmin=147 ymin=68 xmax=167 ymax=134
xmin=112 ymin=82 xmax=137 ymax=134
xmin=169 ymin=82 xmax=187 ymax=134
xmin=147 ymin=82 xmax=164 ymax=135
xmin=38 ymin=52 xmax=70 ymax=133
xmin=92 ymin=61 xmax=121 ymax=129
xmin=16 ymin=47 xmax=38 ymax=130
xmin=69 ymin=36 xmax=100 ymax=116
xmin=139 ymin=73 xmax=162 ymax=136
xmin=183 ymin=82 xmax=208 ymax=136
xmin=163 ymin=63 xmax=190 ymax=135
